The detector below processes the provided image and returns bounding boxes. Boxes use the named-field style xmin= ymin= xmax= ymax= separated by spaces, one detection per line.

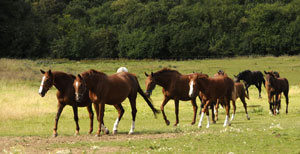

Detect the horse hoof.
xmin=95 ymin=134 xmax=101 ymax=137
xmin=113 ymin=130 xmax=118 ymax=135
xmin=213 ymin=121 xmax=216 ymax=124
xmin=173 ymin=123 xmax=178 ymax=127
xmin=247 ymin=117 xmax=250 ymax=120
xmin=198 ymin=125 xmax=202 ymax=128
xmin=104 ymin=130 xmax=109 ymax=135
xmin=166 ymin=120 xmax=170 ymax=126
xmin=74 ymin=133 xmax=80 ymax=136
xmin=52 ymin=133 xmax=58 ymax=138
xmin=128 ymin=131 xmax=134 ymax=135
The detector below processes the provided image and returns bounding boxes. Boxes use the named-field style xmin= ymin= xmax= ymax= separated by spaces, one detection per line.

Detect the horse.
xmin=74 ymin=69 xmax=159 ymax=136
xmin=234 ymin=70 xmax=265 ymax=98
xmin=189 ymin=73 xmax=234 ymax=128
xmin=264 ymin=71 xmax=289 ymax=115
xmin=144 ymin=68 xmax=199 ymax=126
xmin=213 ymin=71 xmax=250 ymax=121
xmin=38 ymin=69 xmax=103 ymax=137
xmin=117 ymin=67 xmax=128 ymax=73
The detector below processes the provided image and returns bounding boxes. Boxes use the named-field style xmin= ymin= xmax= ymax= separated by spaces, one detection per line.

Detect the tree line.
xmin=1 ymin=0 xmax=300 ymax=59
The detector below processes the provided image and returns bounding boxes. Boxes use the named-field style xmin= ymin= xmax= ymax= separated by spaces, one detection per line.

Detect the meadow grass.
xmin=1 ymin=56 xmax=300 ymax=153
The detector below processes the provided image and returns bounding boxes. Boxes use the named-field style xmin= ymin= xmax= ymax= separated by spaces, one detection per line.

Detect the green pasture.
xmin=1 ymin=56 xmax=300 ymax=153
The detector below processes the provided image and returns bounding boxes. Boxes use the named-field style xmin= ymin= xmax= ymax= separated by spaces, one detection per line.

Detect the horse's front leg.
xmin=87 ymin=105 xmax=94 ymax=134
xmin=268 ymin=93 xmax=274 ymax=115
xmin=230 ymin=100 xmax=236 ymax=121
xmin=224 ymin=98 xmax=231 ymax=127
xmin=96 ymin=102 xmax=105 ymax=137
xmin=72 ymin=106 xmax=80 ymax=136
xmin=161 ymin=97 xmax=171 ymax=126
xmin=190 ymin=99 xmax=198 ymax=125
xmin=174 ymin=100 xmax=179 ymax=126
xmin=53 ymin=103 xmax=65 ymax=137
xmin=198 ymin=99 xmax=210 ymax=128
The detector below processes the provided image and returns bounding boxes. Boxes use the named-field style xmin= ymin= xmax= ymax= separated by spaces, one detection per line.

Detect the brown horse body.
xmin=189 ymin=73 xmax=234 ymax=128
xmin=38 ymin=70 xmax=95 ymax=137
xmin=74 ymin=69 xmax=159 ymax=136
xmin=145 ymin=68 xmax=198 ymax=126
xmin=213 ymin=72 xmax=250 ymax=121
xmin=264 ymin=71 xmax=289 ymax=115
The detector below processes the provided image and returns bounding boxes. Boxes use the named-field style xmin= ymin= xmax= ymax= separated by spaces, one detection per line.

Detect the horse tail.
xmin=137 ymin=82 xmax=160 ymax=118
xmin=262 ymin=77 xmax=265 ymax=88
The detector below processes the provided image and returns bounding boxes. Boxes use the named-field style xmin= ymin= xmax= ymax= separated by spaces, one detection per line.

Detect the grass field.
xmin=1 ymin=56 xmax=300 ymax=153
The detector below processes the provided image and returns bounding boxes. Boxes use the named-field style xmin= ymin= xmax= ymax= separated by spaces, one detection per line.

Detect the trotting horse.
xmin=189 ymin=73 xmax=234 ymax=128
xmin=74 ymin=69 xmax=159 ymax=136
xmin=264 ymin=71 xmax=289 ymax=115
xmin=214 ymin=71 xmax=250 ymax=121
xmin=38 ymin=70 xmax=101 ymax=137
xmin=144 ymin=68 xmax=199 ymax=126
xmin=234 ymin=70 xmax=265 ymax=98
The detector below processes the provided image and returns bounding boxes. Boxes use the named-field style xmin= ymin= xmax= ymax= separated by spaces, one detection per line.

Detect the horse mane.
xmin=84 ymin=69 xmax=107 ymax=76
xmin=155 ymin=68 xmax=181 ymax=76
xmin=240 ymin=70 xmax=251 ymax=75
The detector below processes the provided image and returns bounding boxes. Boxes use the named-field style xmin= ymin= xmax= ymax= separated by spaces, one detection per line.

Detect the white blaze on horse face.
xmin=39 ymin=76 xmax=46 ymax=94
xmin=75 ymin=81 xmax=79 ymax=89
xmin=189 ymin=81 xmax=194 ymax=97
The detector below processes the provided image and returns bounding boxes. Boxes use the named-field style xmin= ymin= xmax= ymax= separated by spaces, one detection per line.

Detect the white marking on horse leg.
xmin=189 ymin=81 xmax=194 ymax=97
xmin=206 ymin=115 xmax=210 ymax=128
xmin=214 ymin=106 xmax=217 ymax=115
xmin=276 ymin=109 xmax=279 ymax=114
xmin=38 ymin=76 xmax=46 ymax=94
xmin=101 ymin=124 xmax=109 ymax=134
xmin=224 ymin=115 xmax=229 ymax=127
xmin=230 ymin=113 xmax=235 ymax=121
xmin=246 ymin=113 xmax=250 ymax=120
xmin=112 ymin=118 xmax=119 ymax=134
xmin=129 ymin=121 xmax=135 ymax=134
xmin=198 ymin=112 xmax=204 ymax=128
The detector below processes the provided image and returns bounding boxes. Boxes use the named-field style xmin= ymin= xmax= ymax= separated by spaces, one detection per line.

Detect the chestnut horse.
xmin=234 ymin=70 xmax=265 ymax=98
xmin=189 ymin=73 xmax=234 ymax=128
xmin=144 ymin=68 xmax=198 ymax=126
xmin=74 ymin=69 xmax=159 ymax=136
xmin=264 ymin=71 xmax=289 ymax=115
xmin=213 ymin=71 xmax=250 ymax=121
xmin=38 ymin=70 xmax=101 ymax=137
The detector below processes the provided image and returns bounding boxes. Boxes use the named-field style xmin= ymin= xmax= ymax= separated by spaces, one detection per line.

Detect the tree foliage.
xmin=1 ymin=0 xmax=300 ymax=59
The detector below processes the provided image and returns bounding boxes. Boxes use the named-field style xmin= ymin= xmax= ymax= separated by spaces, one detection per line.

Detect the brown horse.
xmin=38 ymin=70 xmax=102 ymax=137
xmin=74 ymin=69 xmax=159 ymax=136
xmin=264 ymin=71 xmax=289 ymax=115
xmin=189 ymin=73 xmax=234 ymax=128
xmin=144 ymin=68 xmax=198 ymax=126
xmin=213 ymin=71 xmax=250 ymax=121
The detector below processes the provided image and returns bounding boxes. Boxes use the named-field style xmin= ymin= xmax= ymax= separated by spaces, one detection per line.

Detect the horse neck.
xmin=154 ymin=73 xmax=177 ymax=88
xmin=53 ymin=72 xmax=72 ymax=93
xmin=83 ymin=72 xmax=106 ymax=91
xmin=196 ymin=77 xmax=209 ymax=94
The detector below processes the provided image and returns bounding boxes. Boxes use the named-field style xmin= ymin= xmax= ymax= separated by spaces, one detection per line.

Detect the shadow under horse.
xmin=234 ymin=70 xmax=265 ymax=98
xmin=38 ymin=69 xmax=98 ymax=137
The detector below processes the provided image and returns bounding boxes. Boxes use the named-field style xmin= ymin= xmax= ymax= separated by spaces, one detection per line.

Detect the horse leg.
xmin=96 ymin=103 xmax=105 ymax=137
xmin=112 ymin=104 xmax=124 ymax=134
xmin=223 ymin=98 xmax=231 ymax=127
xmin=275 ymin=94 xmax=280 ymax=114
xmin=211 ymin=103 xmax=216 ymax=124
xmin=190 ymin=99 xmax=198 ymax=125
xmin=53 ymin=103 xmax=65 ymax=137
xmin=72 ymin=106 xmax=80 ymax=136
xmin=230 ymin=100 xmax=236 ymax=121
xmin=198 ymin=99 xmax=209 ymax=128
xmin=268 ymin=93 xmax=274 ymax=115
xmin=245 ymin=84 xmax=250 ymax=98
xmin=205 ymin=107 xmax=210 ymax=128
xmin=87 ymin=105 xmax=94 ymax=134
xmin=93 ymin=103 xmax=108 ymax=134
xmin=240 ymin=97 xmax=250 ymax=120
xmin=161 ymin=97 xmax=171 ymax=126
xmin=215 ymin=100 xmax=219 ymax=121
xmin=255 ymin=83 xmax=262 ymax=98
xmin=174 ymin=100 xmax=180 ymax=126
xmin=284 ymin=92 xmax=289 ymax=114
xmin=128 ymin=97 xmax=137 ymax=135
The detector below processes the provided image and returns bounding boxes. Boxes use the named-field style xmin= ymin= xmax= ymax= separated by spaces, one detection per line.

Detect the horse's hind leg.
xmin=87 ymin=105 xmax=94 ymax=134
xmin=240 ymin=97 xmax=250 ymax=120
xmin=284 ymin=92 xmax=289 ymax=114
xmin=72 ymin=106 xmax=80 ymax=136
xmin=174 ymin=100 xmax=180 ymax=126
xmin=230 ymin=100 xmax=236 ymax=121
xmin=128 ymin=96 xmax=137 ymax=134
xmin=112 ymin=104 xmax=125 ymax=134
xmin=94 ymin=103 xmax=109 ymax=135
xmin=161 ymin=97 xmax=171 ymax=126
xmin=190 ymin=99 xmax=198 ymax=125
xmin=96 ymin=103 xmax=105 ymax=137
xmin=53 ymin=103 xmax=65 ymax=137
xmin=224 ymin=98 xmax=231 ymax=127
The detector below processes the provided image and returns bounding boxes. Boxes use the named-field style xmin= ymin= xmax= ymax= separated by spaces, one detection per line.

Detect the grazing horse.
xmin=38 ymin=70 xmax=98 ymax=137
xmin=213 ymin=71 xmax=250 ymax=121
xmin=189 ymin=73 xmax=234 ymax=128
xmin=234 ymin=70 xmax=265 ymax=98
xmin=144 ymin=68 xmax=199 ymax=126
xmin=264 ymin=71 xmax=289 ymax=115
xmin=74 ymin=69 xmax=159 ymax=136
xmin=117 ymin=67 xmax=128 ymax=73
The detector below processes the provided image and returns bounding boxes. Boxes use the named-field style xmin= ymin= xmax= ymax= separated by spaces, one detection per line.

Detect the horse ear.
xmin=40 ymin=69 xmax=45 ymax=74
xmin=145 ymin=72 xmax=149 ymax=77
xmin=77 ymin=74 xmax=83 ymax=79
xmin=151 ymin=72 xmax=154 ymax=76
xmin=264 ymin=71 xmax=267 ymax=74
xmin=234 ymin=75 xmax=237 ymax=78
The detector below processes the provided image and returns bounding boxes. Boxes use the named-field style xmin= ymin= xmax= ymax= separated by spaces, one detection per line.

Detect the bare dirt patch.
xmin=0 ymin=133 xmax=178 ymax=153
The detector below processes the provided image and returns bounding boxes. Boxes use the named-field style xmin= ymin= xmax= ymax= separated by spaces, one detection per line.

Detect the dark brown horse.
xmin=38 ymin=70 xmax=102 ymax=137
xmin=74 ymin=69 xmax=159 ymax=136
xmin=264 ymin=71 xmax=289 ymax=115
xmin=144 ymin=68 xmax=198 ymax=126
xmin=189 ymin=73 xmax=234 ymax=128
xmin=213 ymin=71 xmax=250 ymax=121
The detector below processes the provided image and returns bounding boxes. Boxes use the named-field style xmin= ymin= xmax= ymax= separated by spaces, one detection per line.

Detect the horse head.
xmin=144 ymin=72 xmax=156 ymax=97
xmin=39 ymin=69 xmax=54 ymax=97
xmin=188 ymin=73 xmax=203 ymax=98
xmin=264 ymin=71 xmax=276 ymax=87
xmin=74 ymin=74 xmax=87 ymax=102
